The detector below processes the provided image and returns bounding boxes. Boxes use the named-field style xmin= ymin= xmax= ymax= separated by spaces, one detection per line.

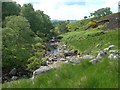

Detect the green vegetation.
xmin=1 ymin=1 xmax=119 ymax=88
xmin=2 ymin=2 xmax=53 ymax=73
xmin=61 ymin=29 xmax=118 ymax=53
xmin=89 ymin=7 xmax=112 ymax=18
xmin=2 ymin=28 xmax=119 ymax=88
xmin=2 ymin=58 xmax=118 ymax=88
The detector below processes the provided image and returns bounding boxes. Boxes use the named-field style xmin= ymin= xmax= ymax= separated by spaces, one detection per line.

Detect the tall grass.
xmin=2 ymin=59 xmax=118 ymax=88
xmin=2 ymin=29 xmax=119 ymax=88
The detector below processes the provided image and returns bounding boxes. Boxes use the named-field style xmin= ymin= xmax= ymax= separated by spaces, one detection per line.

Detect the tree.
xmin=90 ymin=7 xmax=112 ymax=18
xmin=20 ymin=3 xmax=53 ymax=37
xmin=2 ymin=2 xmax=21 ymax=21
xmin=84 ymin=16 xmax=87 ymax=19
xmin=2 ymin=16 xmax=44 ymax=72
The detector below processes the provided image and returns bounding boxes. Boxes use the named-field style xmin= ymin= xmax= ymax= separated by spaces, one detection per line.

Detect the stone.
xmin=66 ymin=56 xmax=72 ymax=60
xmin=109 ymin=50 xmax=117 ymax=53
xmin=96 ymin=44 xmax=101 ymax=48
xmin=9 ymin=68 xmax=17 ymax=76
xmin=69 ymin=56 xmax=81 ymax=64
xmin=11 ymin=76 xmax=18 ymax=81
xmin=32 ymin=66 xmax=53 ymax=79
xmin=82 ymin=55 xmax=95 ymax=59
xmin=89 ymin=59 xmax=99 ymax=64
xmin=96 ymin=51 xmax=107 ymax=58
xmin=59 ymin=58 xmax=66 ymax=61
xmin=108 ymin=45 xmax=115 ymax=49
xmin=103 ymin=48 xmax=109 ymax=51
xmin=108 ymin=54 xmax=119 ymax=60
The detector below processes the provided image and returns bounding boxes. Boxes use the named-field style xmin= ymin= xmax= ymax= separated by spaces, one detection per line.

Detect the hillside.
xmin=2 ymin=28 xmax=119 ymax=88
xmin=2 ymin=3 xmax=119 ymax=88
xmin=100 ymin=12 xmax=120 ymax=30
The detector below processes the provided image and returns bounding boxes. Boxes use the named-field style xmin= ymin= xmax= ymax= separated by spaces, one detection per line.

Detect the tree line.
xmin=2 ymin=2 xmax=53 ymax=73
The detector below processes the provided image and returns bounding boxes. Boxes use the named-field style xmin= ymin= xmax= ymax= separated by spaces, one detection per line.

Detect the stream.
xmin=2 ymin=36 xmax=79 ymax=83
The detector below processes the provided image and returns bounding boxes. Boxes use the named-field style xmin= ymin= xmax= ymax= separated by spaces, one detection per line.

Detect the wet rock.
xmin=11 ymin=76 xmax=18 ymax=81
xmin=82 ymin=55 xmax=95 ymax=59
xmin=97 ymin=51 xmax=107 ymax=58
xmin=89 ymin=59 xmax=99 ymax=64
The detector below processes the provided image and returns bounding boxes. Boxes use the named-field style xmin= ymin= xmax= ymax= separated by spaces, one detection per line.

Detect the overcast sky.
xmin=13 ymin=0 xmax=120 ymax=20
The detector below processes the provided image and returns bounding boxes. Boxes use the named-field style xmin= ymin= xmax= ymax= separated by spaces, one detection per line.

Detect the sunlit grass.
xmin=2 ymin=28 xmax=119 ymax=88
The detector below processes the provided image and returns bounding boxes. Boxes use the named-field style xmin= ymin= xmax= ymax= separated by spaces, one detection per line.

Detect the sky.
xmin=12 ymin=0 xmax=120 ymax=20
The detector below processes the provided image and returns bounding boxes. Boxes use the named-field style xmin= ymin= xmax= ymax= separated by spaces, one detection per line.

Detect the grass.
xmin=2 ymin=59 xmax=118 ymax=88
xmin=2 ymin=28 xmax=119 ymax=88
xmin=61 ymin=28 xmax=119 ymax=55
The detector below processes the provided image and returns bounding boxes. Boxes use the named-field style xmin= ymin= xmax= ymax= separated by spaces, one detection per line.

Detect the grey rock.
xmin=82 ymin=55 xmax=95 ymax=59
xmin=103 ymin=48 xmax=109 ymax=51
xmin=9 ymin=68 xmax=17 ymax=76
xmin=108 ymin=54 xmax=119 ymax=60
xmin=11 ymin=76 xmax=18 ymax=81
xmin=32 ymin=66 xmax=53 ymax=79
xmin=109 ymin=50 xmax=117 ymax=53
xmin=59 ymin=58 xmax=66 ymax=61
xmin=108 ymin=45 xmax=115 ymax=49
xmin=97 ymin=51 xmax=107 ymax=58
xmin=69 ymin=56 xmax=81 ymax=64
xmin=89 ymin=59 xmax=99 ymax=64
xmin=96 ymin=44 xmax=101 ymax=48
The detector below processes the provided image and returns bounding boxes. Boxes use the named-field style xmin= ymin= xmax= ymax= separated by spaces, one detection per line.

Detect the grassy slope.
xmin=61 ymin=29 xmax=119 ymax=54
xmin=2 ymin=29 xmax=119 ymax=88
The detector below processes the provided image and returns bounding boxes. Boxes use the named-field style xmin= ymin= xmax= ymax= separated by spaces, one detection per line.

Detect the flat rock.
xmin=108 ymin=45 xmax=115 ymax=49
xmin=82 ymin=55 xmax=95 ymax=59
xmin=69 ymin=56 xmax=81 ymax=64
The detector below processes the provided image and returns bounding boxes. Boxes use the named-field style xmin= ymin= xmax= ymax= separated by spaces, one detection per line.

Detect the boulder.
xmin=108 ymin=54 xmax=119 ymax=60
xmin=109 ymin=50 xmax=117 ymax=53
xmin=103 ymin=48 xmax=109 ymax=51
xmin=32 ymin=66 xmax=53 ymax=79
xmin=69 ymin=56 xmax=81 ymax=64
xmin=9 ymin=68 xmax=17 ymax=76
xmin=82 ymin=55 xmax=95 ymax=59
xmin=11 ymin=76 xmax=18 ymax=81
xmin=108 ymin=45 xmax=115 ymax=49
xmin=97 ymin=51 xmax=107 ymax=58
